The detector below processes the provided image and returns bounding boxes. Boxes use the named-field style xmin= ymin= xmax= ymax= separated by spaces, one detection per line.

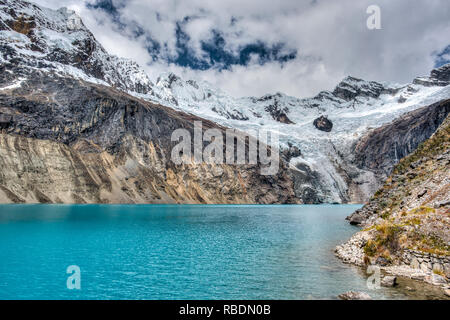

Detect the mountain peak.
xmin=56 ymin=7 xmax=83 ymax=30
xmin=332 ymin=76 xmax=392 ymax=101
xmin=0 ymin=0 xmax=153 ymax=94
xmin=413 ymin=63 xmax=450 ymax=87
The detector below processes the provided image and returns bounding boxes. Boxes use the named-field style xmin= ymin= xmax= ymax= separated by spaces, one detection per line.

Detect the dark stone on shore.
xmin=381 ymin=276 xmax=397 ymax=287
xmin=376 ymin=257 xmax=390 ymax=266
xmin=348 ymin=210 xmax=365 ymax=225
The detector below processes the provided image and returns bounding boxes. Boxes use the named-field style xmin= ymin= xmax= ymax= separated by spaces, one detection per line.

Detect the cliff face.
xmin=336 ymin=115 xmax=450 ymax=286
xmin=353 ymin=100 xmax=450 ymax=178
xmin=0 ymin=72 xmax=297 ymax=204
xmin=348 ymin=100 xmax=450 ymax=225
xmin=344 ymin=100 xmax=450 ymax=204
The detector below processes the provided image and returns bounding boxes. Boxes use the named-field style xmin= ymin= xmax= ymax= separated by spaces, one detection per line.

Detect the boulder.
xmin=376 ymin=257 xmax=390 ymax=266
xmin=313 ymin=116 xmax=333 ymax=132
xmin=338 ymin=291 xmax=372 ymax=300
xmin=348 ymin=212 xmax=365 ymax=225
xmin=426 ymin=273 xmax=447 ymax=285
xmin=381 ymin=276 xmax=397 ymax=287
xmin=0 ymin=114 xmax=12 ymax=129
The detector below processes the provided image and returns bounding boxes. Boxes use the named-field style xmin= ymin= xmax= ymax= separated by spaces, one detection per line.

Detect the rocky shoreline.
xmin=335 ymin=231 xmax=450 ymax=296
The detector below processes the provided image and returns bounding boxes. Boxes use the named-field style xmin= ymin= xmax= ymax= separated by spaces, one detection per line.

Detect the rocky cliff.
xmin=348 ymin=99 xmax=450 ymax=224
xmin=336 ymin=114 xmax=450 ymax=289
xmin=0 ymin=71 xmax=297 ymax=204
xmin=344 ymin=100 xmax=450 ymax=205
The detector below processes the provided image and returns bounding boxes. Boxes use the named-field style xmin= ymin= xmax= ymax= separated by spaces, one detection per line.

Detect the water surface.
xmin=0 ymin=204 xmax=427 ymax=299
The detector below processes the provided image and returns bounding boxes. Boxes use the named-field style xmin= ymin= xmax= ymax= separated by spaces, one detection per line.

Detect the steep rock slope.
xmin=0 ymin=0 xmax=153 ymax=93
xmin=348 ymin=100 xmax=450 ymax=225
xmin=336 ymin=115 xmax=450 ymax=287
xmin=345 ymin=100 xmax=450 ymax=204
xmin=353 ymin=100 xmax=450 ymax=178
xmin=0 ymin=72 xmax=297 ymax=204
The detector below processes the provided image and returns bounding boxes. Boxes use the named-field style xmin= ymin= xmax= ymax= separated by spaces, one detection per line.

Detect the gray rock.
xmin=381 ymin=276 xmax=397 ymax=287
xmin=444 ymin=263 xmax=450 ymax=278
xmin=398 ymin=96 xmax=407 ymax=103
xmin=264 ymin=103 xmax=294 ymax=124
xmin=433 ymin=264 xmax=444 ymax=273
xmin=420 ymin=262 xmax=430 ymax=272
xmin=411 ymin=273 xmax=425 ymax=281
xmin=352 ymin=100 xmax=450 ymax=183
xmin=430 ymin=63 xmax=450 ymax=84
xmin=333 ymin=76 xmax=388 ymax=101
xmin=338 ymin=291 xmax=372 ymax=300
xmin=313 ymin=116 xmax=333 ymax=132
xmin=348 ymin=212 xmax=365 ymax=226
xmin=411 ymin=257 xmax=420 ymax=269
xmin=375 ymin=256 xmax=390 ymax=266
xmin=0 ymin=114 xmax=13 ymax=129
xmin=430 ymin=274 xmax=447 ymax=285
xmin=435 ymin=200 xmax=450 ymax=208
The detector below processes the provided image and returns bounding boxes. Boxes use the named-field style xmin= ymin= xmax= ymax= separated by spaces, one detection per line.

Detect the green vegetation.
xmin=361 ymin=116 xmax=450 ymax=262
xmin=416 ymin=233 xmax=450 ymax=255
xmin=409 ymin=206 xmax=436 ymax=215
xmin=433 ymin=269 xmax=445 ymax=277
xmin=364 ymin=239 xmax=377 ymax=257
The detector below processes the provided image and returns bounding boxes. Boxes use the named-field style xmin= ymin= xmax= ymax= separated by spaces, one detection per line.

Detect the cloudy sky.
xmin=34 ymin=0 xmax=450 ymax=98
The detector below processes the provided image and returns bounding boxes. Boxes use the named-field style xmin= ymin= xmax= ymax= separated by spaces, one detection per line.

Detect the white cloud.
xmin=32 ymin=0 xmax=450 ymax=98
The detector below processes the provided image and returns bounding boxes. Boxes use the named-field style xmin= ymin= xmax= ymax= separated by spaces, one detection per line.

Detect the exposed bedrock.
xmin=353 ymin=99 xmax=450 ymax=179
xmin=0 ymin=73 xmax=298 ymax=204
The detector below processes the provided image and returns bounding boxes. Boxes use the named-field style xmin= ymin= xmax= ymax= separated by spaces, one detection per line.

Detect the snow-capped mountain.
xmin=1 ymin=0 xmax=449 ymax=203
xmin=143 ymin=66 xmax=449 ymax=203
xmin=0 ymin=0 xmax=153 ymax=94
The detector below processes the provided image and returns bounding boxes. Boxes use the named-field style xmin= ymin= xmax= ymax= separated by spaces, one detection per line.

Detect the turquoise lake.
xmin=0 ymin=204 xmax=418 ymax=300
